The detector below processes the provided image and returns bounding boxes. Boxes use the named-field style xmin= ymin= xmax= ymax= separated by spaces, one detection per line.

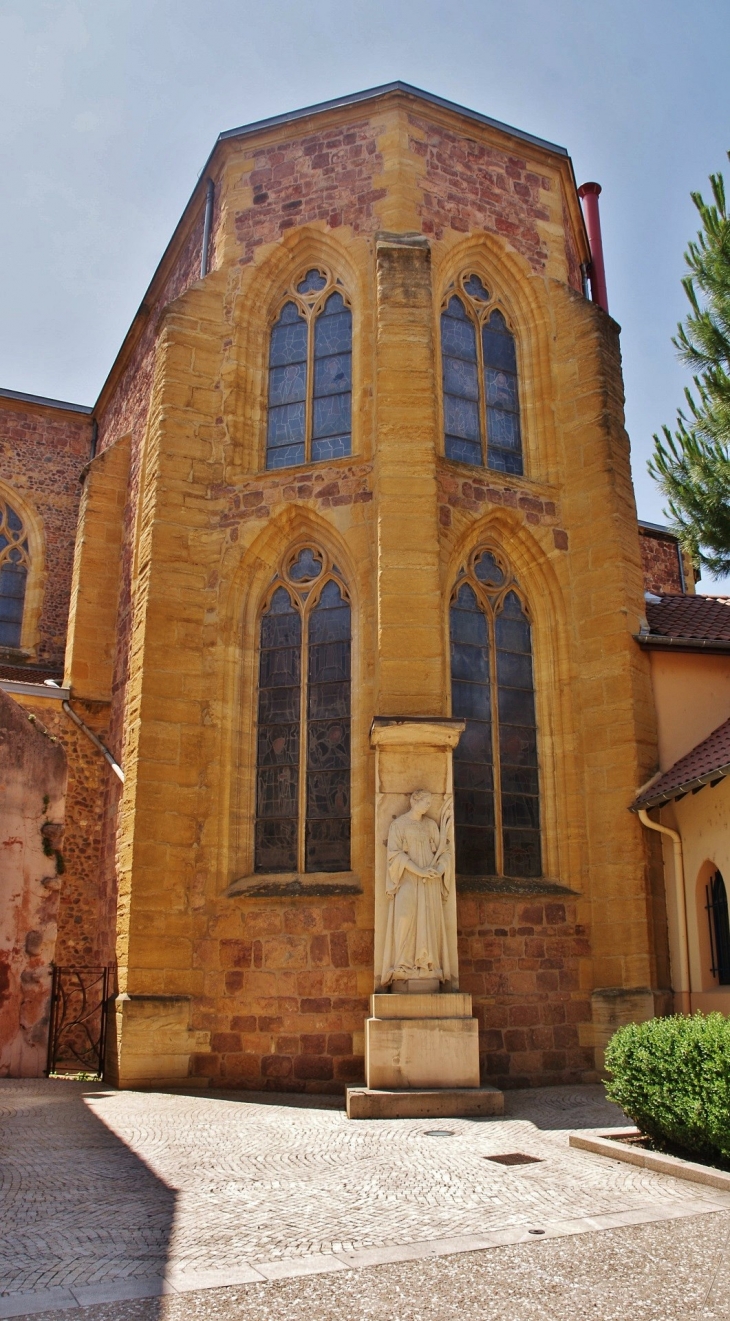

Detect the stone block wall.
xmin=639 ymin=525 xmax=694 ymax=596
xmin=0 ymin=689 xmax=67 ymax=1077
xmin=190 ymin=899 xmax=371 ymax=1091
xmin=457 ymin=894 xmax=594 ymax=1087
xmin=9 ymin=694 xmax=115 ymax=969
xmin=0 ymin=396 xmax=91 ymax=668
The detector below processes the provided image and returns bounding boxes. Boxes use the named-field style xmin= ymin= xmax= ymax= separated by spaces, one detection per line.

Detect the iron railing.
xmin=46 ymin=966 xmax=111 ymax=1078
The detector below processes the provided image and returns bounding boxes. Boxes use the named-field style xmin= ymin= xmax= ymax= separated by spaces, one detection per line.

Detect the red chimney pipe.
xmin=578 ymin=182 xmax=609 ymax=314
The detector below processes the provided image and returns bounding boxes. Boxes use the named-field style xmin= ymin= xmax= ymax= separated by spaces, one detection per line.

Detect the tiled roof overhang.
xmin=632 ymin=717 xmax=730 ymax=811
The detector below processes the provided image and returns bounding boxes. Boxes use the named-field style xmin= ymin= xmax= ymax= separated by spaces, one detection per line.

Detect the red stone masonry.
xmin=437 ymin=465 xmax=568 ymax=547
xmin=0 ymin=400 xmax=91 ymax=665
xmin=457 ymin=895 xmax=594 ymax=1088
xmin=639 ymin=527 xmax=684 ymax=596
xmin=190 ymin=901 xmax=371 ymax=1092
xmin=215 ymin=462 xmax=373 ymax=539
xmin=408 ymin=114 xmax=551 ymax=273
xmin=16 ymin=699 xmax=114 ymax=968
xmin=97 ymin=218 xmax=205 ymax=456
xmin=234 ymin=120 xmax=386 ymax=265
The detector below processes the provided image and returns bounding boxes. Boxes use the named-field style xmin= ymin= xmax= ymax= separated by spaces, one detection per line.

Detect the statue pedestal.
xmin=352 ymin=718 xmax=504 ymax=1120
xmin=347 ymin=992 xmax=504 ymax=1119
xmin=366 ymin=992 xmax=479 ymax=1089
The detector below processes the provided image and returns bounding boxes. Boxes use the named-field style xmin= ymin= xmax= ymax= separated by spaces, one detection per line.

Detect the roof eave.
xmin=217 ymin=81 xmax=570 ymax=157
xmin=635 ymin=634 xmax=730 ymax=655
xmin=0 ymin=386 xmax=93 ymax=416
xmin=632 ymin=762 xmax=730 ymax=812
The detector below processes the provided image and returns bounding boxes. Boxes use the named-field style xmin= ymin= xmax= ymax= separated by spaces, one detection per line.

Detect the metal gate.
xmin=46 ymin=966 xmax=112 ymax=1078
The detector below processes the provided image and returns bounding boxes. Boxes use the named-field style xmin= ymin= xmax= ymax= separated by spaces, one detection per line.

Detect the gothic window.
xmin=255 ymin=546 xmax=351 ymax=874
xmin=450 ymin=549 xmax=540 ymax=879
xmin=0 ymin=498 xmax=30 ymax=649
xmin=441 ymin=273 xmax=523 ymax=475
xmin=706 ymin=870 xmax=730 ymax=985
xmin=266 ymin=268 xmax=352 ymax=469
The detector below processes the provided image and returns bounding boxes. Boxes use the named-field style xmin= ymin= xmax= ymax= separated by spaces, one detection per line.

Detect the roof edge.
xmin=636 ymin=634 xmax=730 ymax=655
xmin=633 ymin=761 xmax=730 ymax=811
xmin=0 ymin=386 xmax=93 ymax=416
xmin=217 ymin=82 xmax=570 ymax=158
xmin=637 ymin=518 xmax=678 ymax=540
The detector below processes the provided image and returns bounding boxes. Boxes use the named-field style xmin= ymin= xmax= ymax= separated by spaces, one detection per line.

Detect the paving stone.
xmin=1 ymin=1077 xmax=729 ymax=1317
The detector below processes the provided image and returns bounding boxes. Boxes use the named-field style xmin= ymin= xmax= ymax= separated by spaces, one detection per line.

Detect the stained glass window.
xmin=254 ymin=550 xmax=351 ymax=874
xmin=450 ymin=552 xmax=541 ymax=880
xmin=441 ymin=277 xmax=523 ymax=476
xmin=0 ymin=499 xmax=29 ymax=649
xmin=266 ymin=270 xmax=352 ymax=469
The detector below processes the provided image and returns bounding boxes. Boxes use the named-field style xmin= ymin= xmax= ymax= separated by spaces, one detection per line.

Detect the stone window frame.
xmin=0 ymin=478 xmax=45 ymax=659
xmin=449 ymin=544 xmax=542 ymax=883
xmin=251 ymin=541 xmax=353 ymax=881
xmin=264 ymin=266 xmax=353 ymax=472
xmin=439 ymin=271 xmax=525 ymax=477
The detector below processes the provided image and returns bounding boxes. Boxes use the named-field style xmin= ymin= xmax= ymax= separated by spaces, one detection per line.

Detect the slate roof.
xmin=633 ymin=717 xmax=730 ymax=810
xmin=641 ymin=593 xmax=730 ymax=649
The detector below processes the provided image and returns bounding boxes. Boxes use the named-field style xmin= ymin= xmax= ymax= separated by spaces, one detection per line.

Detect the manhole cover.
xmin=528 ymin=1228 xmax=546 ymax=1235
xmin=485 ymin=1152 xmax=542 ymax=1165
xmin=424 ymin=1130 xmax=454 ymax=1137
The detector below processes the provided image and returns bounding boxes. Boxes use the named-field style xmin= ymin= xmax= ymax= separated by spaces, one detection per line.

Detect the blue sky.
xmin=1 ymin=0 xmax=729 ymax=588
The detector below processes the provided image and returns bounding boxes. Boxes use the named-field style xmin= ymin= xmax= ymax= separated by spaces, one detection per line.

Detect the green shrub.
xmin=604 ymin=1012 xmax=730 ymax=1164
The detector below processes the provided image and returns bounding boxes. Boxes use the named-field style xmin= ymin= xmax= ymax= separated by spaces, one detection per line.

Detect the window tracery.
xmin=450 ymin=548 xmax=540 ymax=879
xmin=441 ymin=273 xmax=523 ymax=475
xmin=266 ymin=268 xmax=352 ymax=470
xmin=0 ymin=498 xmax=30 ymax=649
xmin=255 ymin=546 xmax=351 ymax=874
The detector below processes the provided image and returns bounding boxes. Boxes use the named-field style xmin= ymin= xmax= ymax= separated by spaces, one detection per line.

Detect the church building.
xmin=3 ymin=81 xmax=719 ymax=1093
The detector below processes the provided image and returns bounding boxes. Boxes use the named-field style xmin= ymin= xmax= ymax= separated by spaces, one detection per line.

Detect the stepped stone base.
xmin=346 ymin=1085 xmax=504 ymax=1120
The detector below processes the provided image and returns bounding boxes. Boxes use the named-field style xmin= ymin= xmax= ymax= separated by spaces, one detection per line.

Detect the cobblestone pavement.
xmin=22 ymin=1211 xmax=730 ymax=1321
xmin=1 ymin=1078 xmax=729 ymax=1317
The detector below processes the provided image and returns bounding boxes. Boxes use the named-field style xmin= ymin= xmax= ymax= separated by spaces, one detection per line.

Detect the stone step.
xmin=346 ymin=1085 xmax=504 ymax=1120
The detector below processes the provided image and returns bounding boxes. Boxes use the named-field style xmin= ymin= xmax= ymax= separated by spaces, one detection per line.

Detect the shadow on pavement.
xmin=0 ymin=1077 xmax=175 ymax=1313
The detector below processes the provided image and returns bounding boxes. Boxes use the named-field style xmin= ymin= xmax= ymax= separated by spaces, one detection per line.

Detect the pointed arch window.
xmin=0 ymin=498 xmax=30 ymax=649
xmin=255 ymin=546 xmax=351 ymax=873
xmin=450 ymin=549 xmax=540 ymax=879
xmin=266 ymin=268 xmax=352 ymax=470
xmin=706 ymin=870 xmax=730 ymax=984
xmin=441 ymin=273 xmax=523 ymax=475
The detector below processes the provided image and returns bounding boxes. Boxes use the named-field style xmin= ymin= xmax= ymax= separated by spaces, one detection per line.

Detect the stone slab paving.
xmin=1 ymin=1078 xmax=729 ymax=1317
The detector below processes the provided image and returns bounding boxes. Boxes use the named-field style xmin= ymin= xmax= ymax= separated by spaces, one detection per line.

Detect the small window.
xmin=266 ymin=269 xmax=352 ymax=470
xmin=0 ymin=498 xmax=29 ymax=649
xmin=255 ymin=547 xmax=351 ymax=874
xmin=450 ymin=549 xmax=540 ymax=879
xmin=706 ymin=870 xmax=730 ymax=985
xmin=441 ymin=274 xmax=523 ymax=475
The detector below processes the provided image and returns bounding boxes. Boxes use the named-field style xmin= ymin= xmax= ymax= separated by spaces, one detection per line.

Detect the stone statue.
xmin=380 ymin=790 xmax=455 ymax=990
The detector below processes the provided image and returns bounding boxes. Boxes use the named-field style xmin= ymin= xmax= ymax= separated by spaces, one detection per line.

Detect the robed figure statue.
xmin=381 ymin=790 xmax=454 ymax=989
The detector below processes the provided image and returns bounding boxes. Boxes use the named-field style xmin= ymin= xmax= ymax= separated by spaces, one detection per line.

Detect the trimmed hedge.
xmin=604 ymin=1012 xmax=730 ymax=1165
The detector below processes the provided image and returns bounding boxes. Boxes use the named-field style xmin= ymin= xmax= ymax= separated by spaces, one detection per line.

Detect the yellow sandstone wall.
xmin=63 ymin=90 xmax=666 ymax=1090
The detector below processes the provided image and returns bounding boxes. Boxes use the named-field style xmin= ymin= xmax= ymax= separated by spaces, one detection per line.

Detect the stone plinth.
xmin=347 ymin=1085 xmax=504 ymax=1120
xmin=365 ymin=991 xmax=481 ymax=1092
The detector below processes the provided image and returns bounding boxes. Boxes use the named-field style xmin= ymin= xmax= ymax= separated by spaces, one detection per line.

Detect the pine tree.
xmin=649 ymin=155 xmax=730 ymax=578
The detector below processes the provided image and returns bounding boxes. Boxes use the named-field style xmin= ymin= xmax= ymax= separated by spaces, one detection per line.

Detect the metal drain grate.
xmin=485 ymin=1152 xmax=543 ymax=1165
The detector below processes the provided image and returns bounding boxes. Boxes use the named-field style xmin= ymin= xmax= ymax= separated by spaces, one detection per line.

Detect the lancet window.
xmin=0 ymin=498 xmax=30 ymax=649
xmin=441 ymin=273 xmax=523 ymax=475
xmin=266 ymin=267 xmax=352 ymax=470
xmin=706 ymin=870 xmax=730 ymax=984
xmin=450 ymin=549 xmax=540 ymax=879
xmin=255 ymin=546 xmax=351 ymax=874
